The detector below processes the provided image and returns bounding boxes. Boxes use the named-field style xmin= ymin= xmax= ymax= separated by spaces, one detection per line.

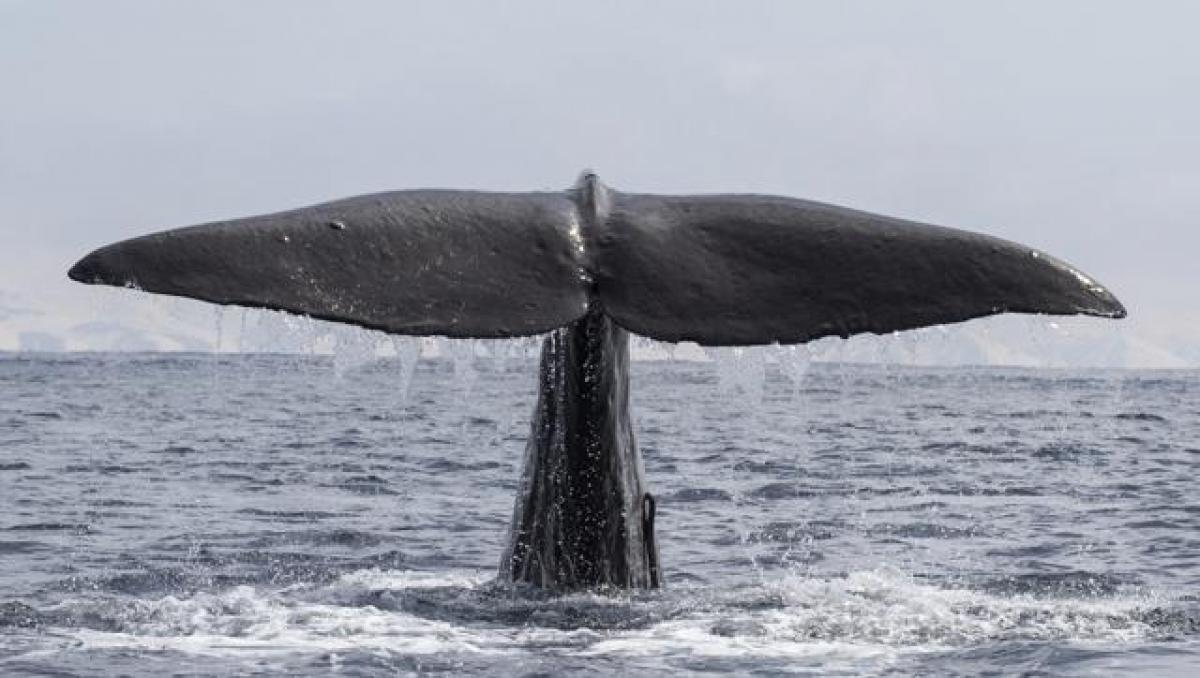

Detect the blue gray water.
xmin=2 ymin=349 xmax=1199 ymax=676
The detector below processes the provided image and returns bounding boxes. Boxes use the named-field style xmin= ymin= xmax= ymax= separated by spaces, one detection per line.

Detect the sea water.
xmin=1 ymin=350 xmax=1198 ymax=676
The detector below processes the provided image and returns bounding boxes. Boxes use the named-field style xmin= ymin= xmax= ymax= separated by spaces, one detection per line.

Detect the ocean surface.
xmin=2 ymin=348 xmax=1199 ymax=676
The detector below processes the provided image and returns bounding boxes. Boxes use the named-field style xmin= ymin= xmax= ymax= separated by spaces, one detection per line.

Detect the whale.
xmin=69 ymin=172 xmax=1125 ymax=590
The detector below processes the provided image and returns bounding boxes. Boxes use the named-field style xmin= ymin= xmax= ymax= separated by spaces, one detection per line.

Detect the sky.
xmin=1 ymin=1 xmax=1197 ymax=365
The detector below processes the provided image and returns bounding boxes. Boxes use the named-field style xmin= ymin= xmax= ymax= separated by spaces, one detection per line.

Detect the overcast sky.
xmin=1 ymin=1 xmax=1197 ymax=359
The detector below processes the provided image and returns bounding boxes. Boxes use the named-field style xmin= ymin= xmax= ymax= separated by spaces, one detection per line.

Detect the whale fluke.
xmin=69 ymin=180 xmax=1124 ymax=345
xmin=69 ymin=190 xmax=590 ymax=338
xmin=594 ymin=193 xmax=1125 ymax=345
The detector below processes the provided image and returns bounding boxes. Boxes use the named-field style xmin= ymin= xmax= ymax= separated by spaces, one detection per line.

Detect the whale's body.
xmin=502 ymin=308 xmax=658 ymax=589
xmin=69 ymin=172 xmax=1124 ymax=590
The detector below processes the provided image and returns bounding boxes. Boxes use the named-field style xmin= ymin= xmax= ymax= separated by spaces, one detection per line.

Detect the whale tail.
xmin=67 ymin=175 xmax=1126 ymax=591
xmin=68 ymin=178 xmax=1124 ymax=343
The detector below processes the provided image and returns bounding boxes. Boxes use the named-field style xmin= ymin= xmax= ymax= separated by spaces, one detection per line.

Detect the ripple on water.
xmin=666 ymin=488 xmax=733 ymax=502
xmin=236 ymin=509 xmax=349 ymax=522
xmin=62 ymin=464 xmax=143 ymax=475
xmin=748 ymin=521 xmax=835 ymax=543
xmin=4 ymin=523 xmax=91 ymax=533
xmin=152 ymin=445 xmax=198 ymax=454
xmin=1116 ymin=412 xmax=1168 ymax=423
xmin=0 ymin=541 xmax=48 ymax=555
xmin=748 ymin=483 xmax=817 ymax=500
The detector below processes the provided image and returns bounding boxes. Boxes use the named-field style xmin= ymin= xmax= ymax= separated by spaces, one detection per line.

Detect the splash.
xmin=31 ymin=567 xmax=1182 ymax=670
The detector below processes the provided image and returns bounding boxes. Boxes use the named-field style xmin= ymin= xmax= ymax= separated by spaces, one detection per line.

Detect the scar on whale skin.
xmin=68 ymin=171 xmax=1125 ymax=590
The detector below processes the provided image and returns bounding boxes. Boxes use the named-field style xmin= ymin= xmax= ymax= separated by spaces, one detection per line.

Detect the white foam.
xmin=69 ymin=581 xmax=512 ymax=658
xmin=54 ymin=568 xmax=1168 ymax=664
xmin=335 ymin=568 xmax=490 ymax=590
xmin=584 ymin=568 xmax=1159 ymax=662
xmin=765 ymin=568 xmax=1156 ymax=646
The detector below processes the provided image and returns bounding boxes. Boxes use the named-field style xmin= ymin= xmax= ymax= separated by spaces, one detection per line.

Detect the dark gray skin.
xmin=67 ymin=171 xmax=1124 ymax=591
xmin=501 ymin=307 xmax=659 ymax=589
xmin=67 ymin=174 xmax=1125 ymax=345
